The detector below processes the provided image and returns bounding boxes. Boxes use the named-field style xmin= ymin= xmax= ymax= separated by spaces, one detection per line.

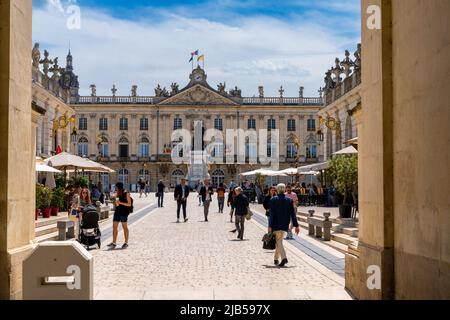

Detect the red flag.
xmin=56 ymin=145 xmax=62 ymax=154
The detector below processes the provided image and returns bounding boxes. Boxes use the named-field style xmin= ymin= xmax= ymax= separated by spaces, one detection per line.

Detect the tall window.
xmin=267 ymin=118 xmax=276 ymax=131
xmin=286 ymin=137 xmax=297 ymax=158
xmin=306 ymin=144 xmax=317 ymax=159
xmin=118 ymin=169 xmax=129 ymax=190
xmin=99 ymin=173 xmax=110 ymax=192
xmin=78 ymin=117 xmax=87 ymax=131
xmin=307 ymin=119 xmax=316 ymax=131
xmin=287 ymin=119 xmax=296 ymax=132
xmin=77 ymin=137 xmax=88 ymax=156
xmin=248 ymin=118 xmax=256 ymax=130
xmin=119 ymin=117 xmax=128 ymax=131
xmin=173 ymin=117 xmax=182 ymax=130
xmin=140 ymin=117 xmax=148 ymax=131
xmin=211 ymin=139 xmax=224 ymax=158
xmin=118 ymin=136 xmax=129 ymax=158
xmin=138 ymin=137 xmax=150 ymax=157
xmin=345 ymin=116 xmax=353 ymax=142
xmin=214 ymin=118 xmax=223 ymax=131
xmin=245 ymin=137 xmax=257 ymax=160
xmin=267 ymin=138 xmax=276 ymax=157
xmin=99 ymin=137 xmax=109 ymax=157
xmin=99 ymin=117 xmax=108 ymax=131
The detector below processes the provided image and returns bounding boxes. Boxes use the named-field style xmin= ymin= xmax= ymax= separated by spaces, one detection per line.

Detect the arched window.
xmin=306 ymin=134 xmax=317 ymax=159
xmin=99 ymin=137 xmax=109 ymax=157
xmin=286 ymin=136 xmax=298 ymax=159
xmin=119 ymin=136 xmax=129 ymax=158
xmin=118 ymin=169 xmax=129 ymax=190
xmin=139 ymin=137 xmax=150 ymax=157
xmin=78 ymin=137 xmax=88 ymax=157
xmin=171 ymin=169 xmax=185 ymax=187
xmin=138 ymin=169 xmax=150 ymax=185
xmin=211 ymin=169 xmax=225 ymax=187
xmin=345 ymin=116 xmax=353 ymax=143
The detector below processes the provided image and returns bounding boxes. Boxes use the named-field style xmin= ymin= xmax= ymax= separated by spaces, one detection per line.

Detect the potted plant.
xmin=41 ymin=187 xmax=52 ymax=218
xmin=328 ymin=154 xmax=358 ymax=218
xmin=35 ymin=184 xmax=44 ymax=220
xmin=50 ymin=187 xmax=65 ymax=216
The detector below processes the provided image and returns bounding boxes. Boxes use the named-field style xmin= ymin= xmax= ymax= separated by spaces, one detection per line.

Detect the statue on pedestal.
xmin=32 ymin=43 xmax=41 ymax=69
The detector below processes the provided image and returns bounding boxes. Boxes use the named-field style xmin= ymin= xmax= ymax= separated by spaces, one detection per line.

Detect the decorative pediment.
xmin=157 ymin=84 xmax=239 ymax=106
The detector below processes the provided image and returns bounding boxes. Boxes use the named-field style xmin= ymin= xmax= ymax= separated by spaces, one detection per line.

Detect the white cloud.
xmin=32 ymin=1 xmax=360 ymax=97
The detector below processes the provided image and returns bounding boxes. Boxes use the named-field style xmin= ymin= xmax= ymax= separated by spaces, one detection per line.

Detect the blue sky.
xmin=32 ymin=0 xmax=361 ymax=96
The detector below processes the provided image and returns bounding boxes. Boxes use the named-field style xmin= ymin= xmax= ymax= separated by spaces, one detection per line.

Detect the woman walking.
xmin=227 ymin=187 xmax=237 ymax=223
xmin=108 ymin=182 xmax=132 ymax=249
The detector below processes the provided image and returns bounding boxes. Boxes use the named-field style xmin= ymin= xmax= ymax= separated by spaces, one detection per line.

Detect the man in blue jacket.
xmin=268 ymin=183 xmax=300 ymax=267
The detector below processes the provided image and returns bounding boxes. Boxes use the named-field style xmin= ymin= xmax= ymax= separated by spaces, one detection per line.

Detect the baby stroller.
xmin=78 ymin=204 xmax=101 ymax=249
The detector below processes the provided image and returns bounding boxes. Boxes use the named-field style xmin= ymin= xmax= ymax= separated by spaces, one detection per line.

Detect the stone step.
xmin=35 ymin=230 xmax=58 ymax=243
xmin=35 ymin=223 xmax=59 ymax=238
xmin=35 ymin=213 xmax=69 ymax=228
xmin=332 ymin=225 xmax=359 ymax=237
xmin=331 ymin=232 xmax=357 ymax=246
xmin=321 ymin=239 xmax=350 ymax=255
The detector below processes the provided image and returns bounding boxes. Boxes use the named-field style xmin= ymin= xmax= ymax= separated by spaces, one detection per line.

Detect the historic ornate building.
xmin=70 ymin=66 xmax=323 ymax=191
xmin=318 ymin=44 xmax=361 ymax=160
xmin=31 ymin=43 xmax=79 ymax=158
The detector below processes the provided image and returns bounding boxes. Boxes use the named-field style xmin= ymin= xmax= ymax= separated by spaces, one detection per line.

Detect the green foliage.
xmin=69 ymin=176 xmax=89 ymax=188
xmin=55 ymin=174 xmax=67 ymax=189
xmin=40 ymin=186 xmax=53 ymax=208
xmin=328 ymin=155 xmax=358 ymax=203
xmin=254 ymin=173 xmax=266 ymax=187
xmin=35 ymin=184 xmax=44 ymax=209
xmin=51 ymin=187 xmax=66 ymax=209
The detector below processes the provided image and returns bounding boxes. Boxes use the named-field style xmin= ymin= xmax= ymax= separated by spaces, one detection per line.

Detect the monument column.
xmin=0 ymin=0 xmax=34 ymax=299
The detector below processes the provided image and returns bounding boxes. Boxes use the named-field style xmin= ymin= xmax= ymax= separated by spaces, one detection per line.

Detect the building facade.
xmin=318 ymin=45 xmax=361 ymax=160
xmin=70 ymin=66 xmax=323 ymax=191
xmin=31 ymin=43 xmax=79 ymax=158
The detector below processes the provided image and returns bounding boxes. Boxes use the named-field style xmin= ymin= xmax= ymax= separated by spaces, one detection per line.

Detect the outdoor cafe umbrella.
xmin=333 ymin=145 xmax=358 ymax=155
xmin=36 ymin=163 xmax=62 ymax=173
xmin=44 ymin=152 xmax=114 ymax=173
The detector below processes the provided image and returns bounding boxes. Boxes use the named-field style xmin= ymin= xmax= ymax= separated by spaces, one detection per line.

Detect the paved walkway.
xmin=92 ymin=193 xmax=352 ymax=300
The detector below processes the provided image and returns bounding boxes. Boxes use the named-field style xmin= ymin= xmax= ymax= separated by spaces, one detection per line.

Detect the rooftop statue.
xmin=258 ymin=86 xmax=264 ymax=98
xmin=340 ymin=50 xmax=355 ymax=78
xmin=111 ymin=85 xmax=117 ymax=97
xmin=331 ymin=58 xmax=343 ymax=83
xmin=170 ymin=83 xmax=179 ymax=95
xmin=279 ymin=86 xmax=285 ymax=98
xmin=229 ymin=86 xmax=242 ymax=98
xmin=32 ymin=43 xmax=41 ymax=69
xmin=90 ymin=84 xmax=97 ymax=97
xmin=324 ymin=69 xmax=335 ymax=91
xmin=39 ymin=50 xmax=54 ymax=76
xmin=354 ymin=43 xmax=362 ymax=70
xmin=131 ymin=85 xmax=138 ymax=97
xmin=217 ymin=82 xmax=226 ymax=94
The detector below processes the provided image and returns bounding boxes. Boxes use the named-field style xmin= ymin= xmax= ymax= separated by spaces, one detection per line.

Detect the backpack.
xmin=124 ymin=191 xmax=134 ymax=213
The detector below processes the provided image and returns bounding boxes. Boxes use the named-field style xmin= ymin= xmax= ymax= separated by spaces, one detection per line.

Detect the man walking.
xmin=233 ymin=187 xmax=249 ymax=240
xmin=157 ymin=180 xmax=165 ymax=207
xmin=200 ymin=179 xmax=214 ymax=222
xmin=174 ymin=178 xmax=190 ymax=223
xmin=268 ymin=184 xmax=300 ymax=267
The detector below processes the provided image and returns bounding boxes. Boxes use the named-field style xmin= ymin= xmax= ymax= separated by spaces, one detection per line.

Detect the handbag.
xmin=245 ymin=207 xmax=253 ymax=220
xmin=262 ymin=233 xmax=276 ymax=250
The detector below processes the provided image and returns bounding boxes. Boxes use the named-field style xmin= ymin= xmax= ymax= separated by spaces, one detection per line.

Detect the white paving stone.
xmin=92 ymin=193 xmax=352 ymax=300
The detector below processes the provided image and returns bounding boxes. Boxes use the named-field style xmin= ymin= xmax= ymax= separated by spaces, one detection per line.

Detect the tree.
xmin=328 ymin=154 xmax=358 ymax=204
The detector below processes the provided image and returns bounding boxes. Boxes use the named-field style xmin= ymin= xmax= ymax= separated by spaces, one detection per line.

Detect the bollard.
xmin=308 ymin=210 xmax=315 ymax=235
xmin=23 ymin=241 xmax=93 ymax=300
xmin=323 ymin=212 xmax=332 ymax=241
